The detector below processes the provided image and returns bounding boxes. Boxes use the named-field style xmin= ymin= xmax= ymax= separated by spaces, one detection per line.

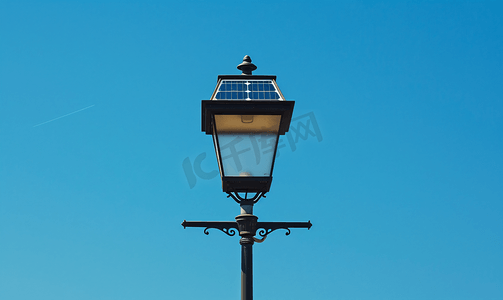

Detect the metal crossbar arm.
xmin=182 ymin=220 xmax=239 ymax=237
xmin=181 ymin=220 xmax=312 ymax=238
xmin=258 ymin=221 xmax=312 ymax=229
xmin=256 ymin=221 xmax=312 ymax=238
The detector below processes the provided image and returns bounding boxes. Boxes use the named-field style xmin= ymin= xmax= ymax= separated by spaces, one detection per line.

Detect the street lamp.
xmin=183 ymin=56 xmax=311 ymax=300
xmin=201 ymin=56 xmax=294 ymax=194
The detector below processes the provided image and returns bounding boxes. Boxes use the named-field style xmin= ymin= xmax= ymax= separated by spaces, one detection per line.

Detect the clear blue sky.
xmin=1 ymin=1 xmax=502 ymax=299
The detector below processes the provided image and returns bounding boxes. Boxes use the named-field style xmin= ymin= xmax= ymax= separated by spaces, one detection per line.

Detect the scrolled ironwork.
xmin=182 ymin=220 xmax=311 ymax=240
xmin=226 ymin=192 xmax=266 ymax=204
xmin=204 ymin=227 xmax=237 ymax=237
xmin=257 ymin=227 xmax=291 ymax=237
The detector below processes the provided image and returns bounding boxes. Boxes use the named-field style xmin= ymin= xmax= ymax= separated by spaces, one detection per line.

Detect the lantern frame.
xmin=201 ymin=76 xmax=295 ymax=193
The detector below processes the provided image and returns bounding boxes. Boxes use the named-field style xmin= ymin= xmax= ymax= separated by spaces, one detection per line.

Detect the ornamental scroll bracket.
xmin=256 ymin=221 xmax=312 ymax=238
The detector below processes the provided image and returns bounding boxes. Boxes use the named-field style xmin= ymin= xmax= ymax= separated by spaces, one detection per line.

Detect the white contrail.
xmin=33 ymin=104 xmax=95 ymax=127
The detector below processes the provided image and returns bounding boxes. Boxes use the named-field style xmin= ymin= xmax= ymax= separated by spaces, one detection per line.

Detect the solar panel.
xmin=212 ymin=80 xmax=284 ymax=101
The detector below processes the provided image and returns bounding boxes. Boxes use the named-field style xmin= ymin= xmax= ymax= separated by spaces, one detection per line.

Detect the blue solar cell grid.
xmin=213 ymin=80 xmax=282 ymax=100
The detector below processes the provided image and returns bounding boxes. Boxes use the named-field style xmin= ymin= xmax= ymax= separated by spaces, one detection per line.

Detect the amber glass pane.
xmin=214 ymin=115 xmax=281 ymax=134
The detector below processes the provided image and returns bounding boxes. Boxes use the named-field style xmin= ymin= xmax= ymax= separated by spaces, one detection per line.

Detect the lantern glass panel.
xmin=214 ymin=115 xmax=281 ymax=177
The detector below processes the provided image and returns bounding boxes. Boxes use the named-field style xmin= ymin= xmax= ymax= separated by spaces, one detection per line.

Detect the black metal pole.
xmin=241 ymin=242 xmax=253 ymax=300
xmin=235 ymin=203 xmax=257 ymax=300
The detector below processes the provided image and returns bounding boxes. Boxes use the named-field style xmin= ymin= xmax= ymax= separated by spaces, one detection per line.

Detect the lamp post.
xmin=182 ymin=56 xmax=311 ymax=300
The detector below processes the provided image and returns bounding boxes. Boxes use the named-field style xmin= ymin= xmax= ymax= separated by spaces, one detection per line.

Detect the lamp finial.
xmin=237 ymin=55 xmax=257 ymax=75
